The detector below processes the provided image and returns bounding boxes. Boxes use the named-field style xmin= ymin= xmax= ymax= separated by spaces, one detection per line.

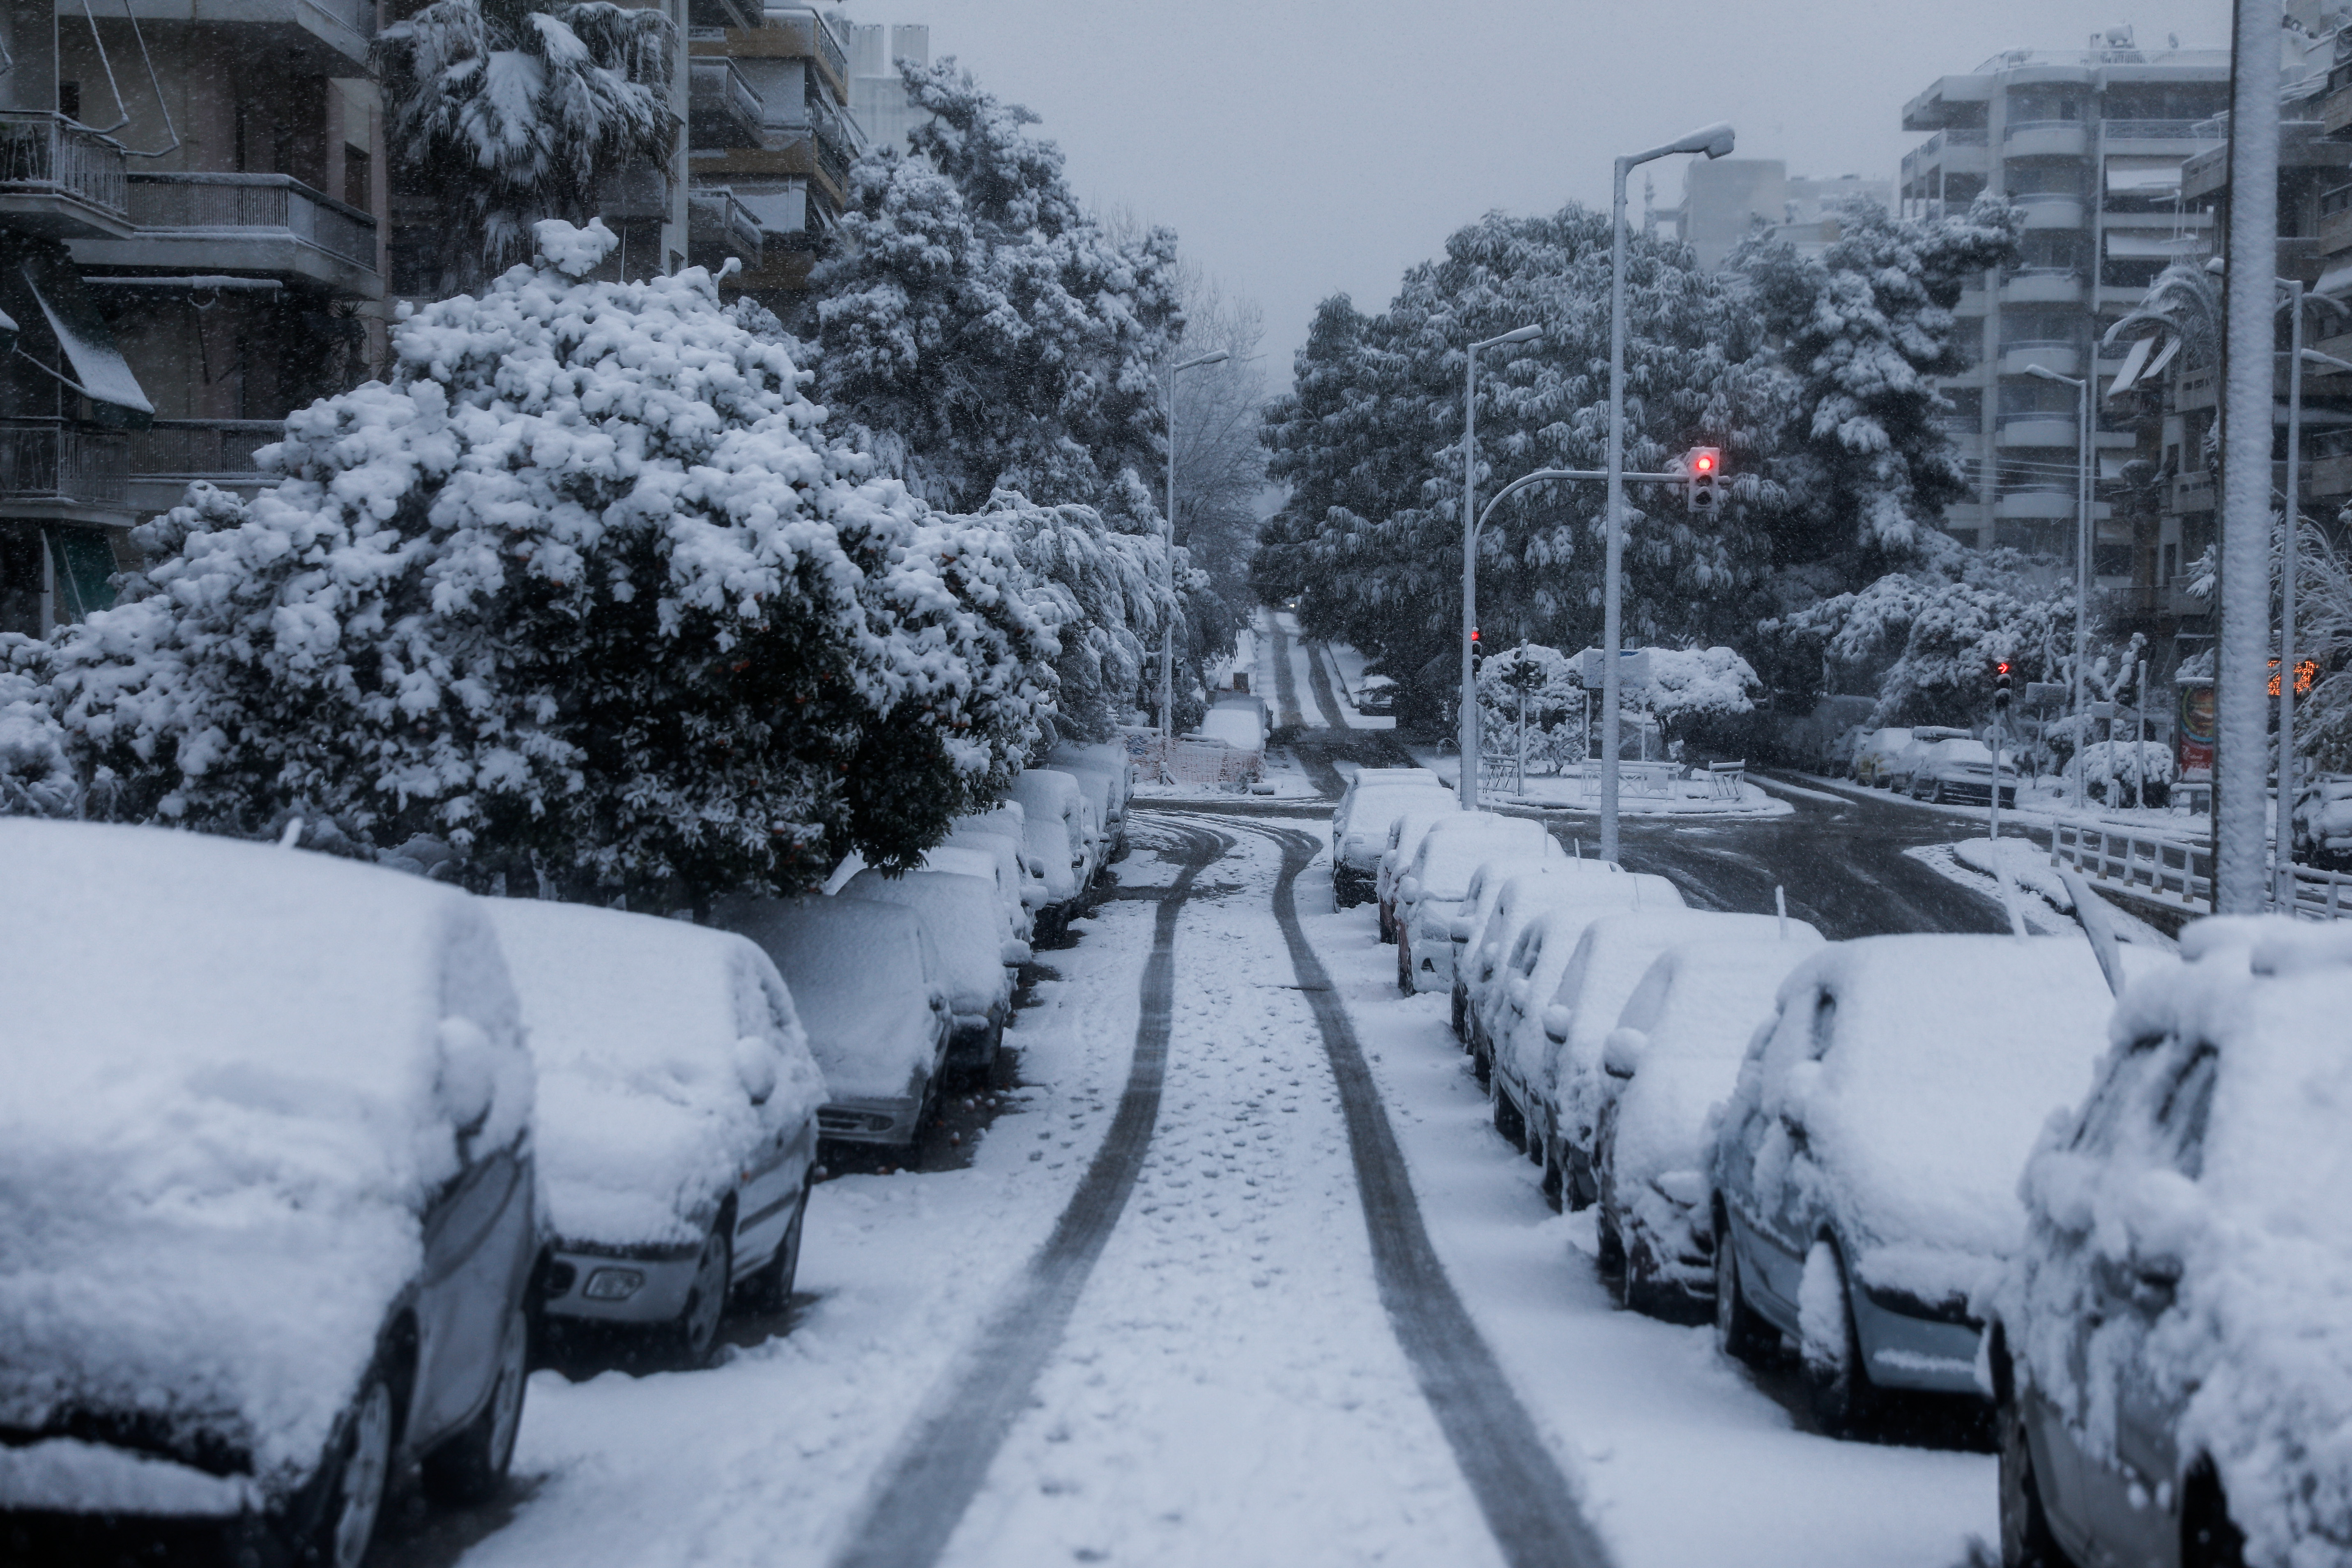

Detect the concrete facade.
xmin=1654 ymin=160 xmax=1892 ymax=271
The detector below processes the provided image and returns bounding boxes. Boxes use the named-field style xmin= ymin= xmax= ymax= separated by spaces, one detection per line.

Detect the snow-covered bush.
xmin=0 ymin=639 xmax=74 ymax=818
xmin=2067 ymin=738 xmax=2175 ymax=801
xmin=52 ymin=221 xmax=1054 ymax=903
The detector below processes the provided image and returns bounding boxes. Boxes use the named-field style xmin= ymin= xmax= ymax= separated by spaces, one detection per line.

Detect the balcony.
xmin=690 ymin=7 xmax=851 ymax=102
xmin=594 ymin=163 xmax=671 ymax=222
xmin=2004 ymin=119 xmax=2089 ymax=158
xmin=691 ymin=132 xmax=852 ymax=209
xmin=689 ymin=58 xmax=764 ymax=150
xmin=0 ymin=420 xmax=130 ymax=520
xmin=687 ymin=187 xmax=762 ymax=275
xmin=0 ymin=112 xmax=133 ymax=240
xmin=2099 ymin=120 xmax=2225 ymax=147
xmin=1901 ymin=127 xmax=1990 ymax=181
xmin=1998 ymin=341 xmax=2081 ymax=378
xmin=2172 ymin=470 xmax=2215 ymax=511
xmin=1995 ymin=484 xmax=2111 ymax=522
xmin=84 ymin=0 xmax=374 ymax=68
xmin=124 ymin=418 xmax=281 ymax=513
xmin=1997 ymin=415 xmax=2080 ymax=448
xmin=2012 ymin=192 xmax=2085 ymax=228
xmin=69 ymin=173 xmax=378 ymax=296
xmin=2001 ymin=268 xmax=2085 ymax=304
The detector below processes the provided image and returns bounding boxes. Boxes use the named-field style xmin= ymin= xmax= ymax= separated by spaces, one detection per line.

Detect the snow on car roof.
xmin=484 ymin=900 xmax=824 ymax=1250
xmin=0 ymin=820 xmax=530 ymax=1498
xmin=1772 ymin=934 xmax=2113 ymax=1287
xmin=842 ymin=869 xmax=1011 ymax=1020
xmin=1410 ymin=816 xmax=1554 ymax=900
xmin=714 ymin=897 xmax=941 ymax=1101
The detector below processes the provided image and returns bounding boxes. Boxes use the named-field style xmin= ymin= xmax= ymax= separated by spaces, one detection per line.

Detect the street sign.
xmin=1578 ymin=647 xmax=1652 ymax=689
xmin=2023 ymin=682 xmax=2068 ymax=706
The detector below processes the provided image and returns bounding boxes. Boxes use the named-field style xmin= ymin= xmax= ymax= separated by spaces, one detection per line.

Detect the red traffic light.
xmin=1995 ymin=661 xmax=2011 ymax=676
xmin=1470 ymin=628 xmax=1481 ymax=644
xmin=1693 ymin=452 xmax=1715 ymax=474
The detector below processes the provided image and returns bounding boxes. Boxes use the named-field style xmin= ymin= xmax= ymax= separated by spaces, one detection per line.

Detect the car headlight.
xmin=582 ymin=1267 xmax=647 ymax=1301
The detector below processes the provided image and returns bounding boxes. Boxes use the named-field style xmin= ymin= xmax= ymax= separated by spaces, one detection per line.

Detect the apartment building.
xmin=686 ymin=4 xmax=861 ymax=299
xmin=849 ymin=22 xmax=931 ymax=160
xmin=1655 ymin=160 xmax=1891 ymax=272
xmin=0 ymin=0 xmax=387 ymax=635
xmin=1897 ymin=28 xmax=2229 ymax=598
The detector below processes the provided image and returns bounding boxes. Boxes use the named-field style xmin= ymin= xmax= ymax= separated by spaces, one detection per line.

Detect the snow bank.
xmin=840 ymin=868 xmax=1012 ymax=1024
xmin=2003 ymin=919 xmax=2352 ymax=1568
xmin=1724 ymin=935 xmax=2113 ymax=1306
xmin=483 ymin=900 xmax=824 ymax=1251
xmin=0 ymin=820 xmax=530 ymax=1505
xmin=1952 ymin=835 xmax=2073 ymax=911
xmin=714 ymin=897 xmax=942 ymax=1102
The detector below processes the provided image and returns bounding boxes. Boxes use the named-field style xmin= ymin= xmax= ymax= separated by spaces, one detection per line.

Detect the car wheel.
xmin=741 ymin=1182 xmax=810 ymax=1317
xmin=421 ymin=1305 xmax=527 ymax=1506
xmin=1540 ymin=1145 xmax=1564 ymax=1211
xmin=671 ymin=1222 xmax=733 ymax=1369
xmin=1596 ymin=1207 xmax=1625 ymax=1273
xmin=1998 ymin=1378 xmax=2070 ymax=1568
xmin=1929 ymin=779 xmax=1945 ymax=804
xmin=307 ymin=1370 xmax=394 ymax=1568
xmin=1712 ymin=1213 xmax=1774 ymax=1365
xmin=1471 ymin=1038 xmax=1491 ymax=1087
xmin=1492 ymin=1086 xmax=1526 ymax=1152
xmin=1450 ymin=987 xmax=1466 ymax=1042
xmin=1397 ymin=939 xmax=1413 ymax=996
xmin=1802 ymin=1241 xmax=1880 ymax=1438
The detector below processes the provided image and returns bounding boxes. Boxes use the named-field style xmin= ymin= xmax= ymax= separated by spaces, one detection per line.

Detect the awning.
xmin=15 ymin=251 xmax=152 ymax=429
xmin=2105 ymin=230 xmax=2201 ymax=260
xmin=2104 ymin=332 xmax=2158 ymax=397
xmin=2105 ymin=156 xmax=2184 ymax=193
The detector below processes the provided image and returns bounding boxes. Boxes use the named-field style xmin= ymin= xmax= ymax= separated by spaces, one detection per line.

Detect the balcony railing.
xmin=689 ymin=57 xmax=764 ymax=147
xmin=766 ymin=7 xmax=849 ymax=93
xmin=125 ymin=173 xmax=375 ymax=271
xmin=2006 ymin=117 xmax=2086 ymax=140
xmin=127 ymin=419 xmax=281 ymax=478
xmin=687 ymin=187 xmax=763 ymax=271
xmin=2099 ymin=119 xmax=2222 ymax=142
xmin=0 ymin=111 xmax=128 ymax=217
xmin=0 ymin=421 xmax=128 ymax=508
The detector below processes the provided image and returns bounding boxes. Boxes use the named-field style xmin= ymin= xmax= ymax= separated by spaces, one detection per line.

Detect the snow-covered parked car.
xmin=1990 ymin=919 xmax=2352 ymax=1568
xmin=1393 ymin=814 xmax=1562 ymax=995
xmin=1906 ymin=737 xmax=2020 ymax=805
xmin=485 ymin=900 xmax=825 ymax=1367
xmin=923 ymin=840 xmax=1033 ymax=951
xmin=1354 ymin=673 xmax=1399 ymax=716
xmin=1048 ymin=741 xmax=1135 ymax=860
xmin=1529 ymin=909 xmax=1815 ymax=1211
xmin=1376 ymin=796 xmax=1467 ymax=942
xmin=1010 ymin=769 xmax=1095 ymax=923
xmin=1883 ymin=725 xmax=1970 ymax=793
xmin=1448 ymin=857 xmax=1621 ymax=1038
xmin=946 ymin=805 xmax=1047 ymax=929
xmin=1851 ymin=727 xmax=1914 ymax=787
xmin=1708 ymin=935 xmax=2112 ymax=1437
xmin=1595 ymin=937 xmax=1828 ymax=1320
xmin=2294 ymin=773 xmax=2352 ymax=872
xmin=842 ymin=868 xmax=1018 ymax=1070
xmin=716 ymin=898 xmax=952 ymax=1150
xmin=1461 ymin=869 xmax=1683 ymax=1078
xmin=0 ymin=822 xmax=538 ymax=1568
xmin=1330 ymin=768 xmax=1449 ymax=908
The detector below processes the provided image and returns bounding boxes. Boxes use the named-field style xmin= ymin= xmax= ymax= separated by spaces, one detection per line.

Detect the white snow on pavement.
xmin=1277 ymin=613 xmax=1329 ymax=729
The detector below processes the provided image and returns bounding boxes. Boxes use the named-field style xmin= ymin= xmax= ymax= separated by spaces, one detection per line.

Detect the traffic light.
xmin=1470 ymin=627 xmax=1484 ymax=675
xmin=1685 ymin=447 xmax=1722 ymax=516
xmin=1993 ymin=660 xmax=2013 ymax=716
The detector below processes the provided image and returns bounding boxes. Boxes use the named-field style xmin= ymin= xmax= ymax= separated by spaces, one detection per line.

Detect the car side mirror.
xmin=733 ymin=1036 xmax=778 ymax=1106
xmin=436 ymin=1018 xmax=497 ymax=1140
xmin=1541 ymin=1003 xmax=1573 ymax=1043
xmin=1602 ymin=1026 xmax=1647 ymax=1080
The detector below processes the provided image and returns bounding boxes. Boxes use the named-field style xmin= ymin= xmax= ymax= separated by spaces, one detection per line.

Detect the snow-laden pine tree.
xmin=376 ymin=0 xmax=675 ymax=294
xmin=1254 ymin=207 xmax=1788 ymax=715
xmin=1732 ymin=195 xmax=2020 ymax=572
xmin=811 ymin=61 xmax=1183 ymax=518
xmin=0 ymin=638 xmax=74 ymax=818
xmin=51 ymin=222 xmax=1056 ymax=905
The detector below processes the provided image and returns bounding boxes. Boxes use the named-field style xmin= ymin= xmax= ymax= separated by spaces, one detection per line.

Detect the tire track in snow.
xmin=1233 ymin=819 xmax=1616 ymax=1568
xmin=1300 ymin=638 xmax=1352 ymax=730
xmin=826 ymin=819 xmax=1230 ymax=1568
xmin=1263 ymin=612 xmax=1307 ymax=731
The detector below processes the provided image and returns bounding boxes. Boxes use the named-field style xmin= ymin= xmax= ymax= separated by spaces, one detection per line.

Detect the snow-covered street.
xmin=364 ymin=806 xmax=2000 ymax=1568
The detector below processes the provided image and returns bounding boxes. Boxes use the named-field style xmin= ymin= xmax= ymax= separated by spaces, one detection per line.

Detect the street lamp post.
xmin=1600 ymin=120 xmax=1734 ymax=864
xmin=1162 ymin=348 xmax=1229 ymax=741
xmin=2027 ymin=362 xmax=2092 ymax=813
xmin=1459 ymin=324 xmax=1542 ymax=811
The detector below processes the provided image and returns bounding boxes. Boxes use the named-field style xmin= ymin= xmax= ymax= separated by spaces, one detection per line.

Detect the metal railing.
xmin=2051 ymin=820 xmax=2352 ymax=921
xmin=2006 ymin=117 xmax=2087 ymax=140
xmin=128 ymin=419 xmax=282 ymax=477
xmin=689 ymin=57 xmax=764 ymax=142
xmin=0 ymin=111 xmax=127 ymax=216
xmin=766 ymin=6 xmax=849 ymax=91
xmin=126 ymin=173 xmax=376 ymax=271
xmin=687 ymin=187 xmax=763 ymax=269
xmin=2101 ymin=119 xmax=2222 ymax=141
xmin=0 ymin=421 xmax=128 ymax=507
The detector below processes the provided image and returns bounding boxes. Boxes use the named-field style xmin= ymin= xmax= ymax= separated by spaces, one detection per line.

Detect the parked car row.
xmin=0 ymin=744 xmax=1134 ymax=1566
xmin=1360 ymin=800 xmax=2352 ymax=1566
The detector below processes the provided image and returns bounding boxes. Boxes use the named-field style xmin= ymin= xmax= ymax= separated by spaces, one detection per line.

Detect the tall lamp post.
xmin=1600 ymin=120 xmax=1734 ymax=864
xmin=1162 ymin=348 xmax=1229 ymax=740
xmin=2027 ymin=361 xmax=2093 ymax=813
xmin=1459 ymin=324 xmax=1543 ymax=811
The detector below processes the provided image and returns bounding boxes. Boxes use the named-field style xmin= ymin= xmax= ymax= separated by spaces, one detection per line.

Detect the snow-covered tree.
xmin=51 ymin=221 xmax=1055 ymax=905
xmin=2292 ymin=516 xmax=2352 ymax=774
xmin=377 ymin=0 xmax=674 ymax=293
xmin=1731 ymin=195 xmax=2020 ymax=570
xmin=810 ymin=61 xmax=1182 ymax=518
xmin=0 ymin=638 xmax=75 ymax=818
xmin=1254 ymin=207 xmax=1790 ymax=704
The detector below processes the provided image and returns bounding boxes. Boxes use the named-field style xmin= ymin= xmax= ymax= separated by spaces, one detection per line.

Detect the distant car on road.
xmin=718 ymin=897 xmax=952 ymax=1152
xmin=1709 ymin=935 xmax=2112 ymax=1437
xmin=1851 ymin=727 xmax=1915 ymax=787
xmin=0 ymin=822 xmax=538 ymax=1568
xmin=1906 ymin=737 xmax=2021 ymax=805
xmin=1355 ymin=674 xmax=1398 ymax=716
xmin=1990 ymin=918 xmax=2352 ymax=1568
xmin=488 ymin=900 xmax=824 ymax=1367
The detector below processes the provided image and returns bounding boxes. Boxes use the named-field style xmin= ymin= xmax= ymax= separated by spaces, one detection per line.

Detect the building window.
xmin=58 ymin=81 xmax=80 ymax=121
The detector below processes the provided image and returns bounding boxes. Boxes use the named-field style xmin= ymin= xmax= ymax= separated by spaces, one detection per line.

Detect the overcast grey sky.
xmin=851 ymin=1 xmax=2230 ymax=381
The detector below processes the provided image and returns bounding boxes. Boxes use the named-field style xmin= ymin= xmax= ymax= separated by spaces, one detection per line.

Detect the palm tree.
xmin=376 ymin=0 xmax=675 ymax=295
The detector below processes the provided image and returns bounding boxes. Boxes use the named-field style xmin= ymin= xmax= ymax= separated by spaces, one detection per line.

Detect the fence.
xmin=1125 ymin=733 xmax=1261 ymax=787
xmin=2049 ymin=820 xmax=2352 ymax=922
